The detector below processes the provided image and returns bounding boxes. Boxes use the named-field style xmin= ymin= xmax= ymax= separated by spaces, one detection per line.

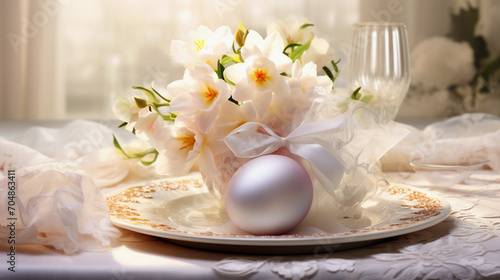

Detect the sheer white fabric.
xmin=0 ymin=120 xmax=149 ymax=254
xmin=0 ymin=161 xmax=120 ymax=254
xmin=382 ymin=113 xmax=500 ymax=172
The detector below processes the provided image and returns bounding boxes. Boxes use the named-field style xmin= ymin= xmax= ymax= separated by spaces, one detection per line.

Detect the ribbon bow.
xmin=224 ymin=115 xmax=348 ymax=195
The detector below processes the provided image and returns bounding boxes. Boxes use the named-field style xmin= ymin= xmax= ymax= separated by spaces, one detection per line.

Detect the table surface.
xmin=1 ymin=119 xmax=500 ymax=280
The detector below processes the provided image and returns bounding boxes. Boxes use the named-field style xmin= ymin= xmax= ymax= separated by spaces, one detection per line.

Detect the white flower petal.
xmin=273 ymin=75 xmax=291 ymax=96
xmin=244 ymin=30 xmax=265 ymax=48
xmin=170 ymin=93 xmax=196 ymax=115
xmin=291 ymin=60 xmax=303 ymax=78
xmin=224 ymin=63 xmax=248 ymax=84
xmin=252 ymin=92 xmax=273 ymax=117
xmin=316 ymin=76 xmax=333 ymax=93
xmin=167 ymin=79 xmax=188 ymax=97
xmin=112 ymin=96 xmax=134 ymax=122
xmin=187 ymin=63 xmax=219 ymax=82
xmin=302 ymin=37 xmax=335 ymax=68
xmin=194 ymin=110 xmax=218 ymax=133
xmin=266 ymin=18 xmax=314 ymax=45
xmin=241 ymin=30 xmax=265 ymax=60
xmin=134 ymin=109 xmax=164 ymax=140
xmin=302 ymin=61 xmax=318 ymax=76
xmin=263 ymin=31 xmax=285 ymax=56
xmin=232 ymin=80 xmax=255 ymax=101
xmin=155 ymin=152 xmax=193 ymax=176
xmin=197 ymin=144 xmax=217 ymax=178
xmin=268 ymin=52 xmax=292 ymax=72
xmin=171 ymin=25 xmax=232 ymax=70
xmin=207 ymin=26 xmax=233 ymax=51
xmin=170 ymin=40 xmax=195 ymax=68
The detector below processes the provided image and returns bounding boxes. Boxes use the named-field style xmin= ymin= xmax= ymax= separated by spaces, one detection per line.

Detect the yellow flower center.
xmin=203 ymin=85 xmax=218 ymax=105
xmin=177 ymin=135 xmax=195 ymax=151
xmin=250 ymin=68 xmax=270 ymax=85
xmin=194 ymin=39 xmax=205 ymax=52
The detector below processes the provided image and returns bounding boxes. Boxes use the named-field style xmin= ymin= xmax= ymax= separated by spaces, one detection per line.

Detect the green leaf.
xmin=221 ymin=54 xmax=235 ymax=66
xmin=216 ymin=59 xmax=225 ymax=80
xmin=118 ymin=122 xmax=128 ymax=128
xmin=154 ymin=103 xmax=170 ymax=108
xmin=113 ymin=134 xmax=125 ymax=152
xmin=132 ymin=86 xmax=159 ymax=103
xmin=149 ymin=103 xmax=176 ymax=121
xmin=140 ymin=151 xmax=159 ymax=165
xmin=300 ymin=23 xmax=314 ymax=29
xmin=283 ymin=43 xmax=302 ymax=54
xmin=228 ymin=96 xmax=239 ymax=105
xmin=350 ymin=87 xmax=362 ymax=100
xmin=223 ymin=70 xmax=236 ymax=86
xmin=322 ymin=66 xmax=334 ymax=82
xmin=134 ymin=97 xmax=148 ymax=108
xmin=232 ymin=41 xmax=237 ymax=53
xmin=151 ymin=84 xmax=171 ymax=103
xmin=332 ymin=58 xmax=341 ymax=73
xmin=288 ymin=40 xmax=311 ymax=61
xmin=320 ymin=59 xmax=342 ymax=84
xmin=113 ymin=134 xmax=159 ymax=165
xmin=360 ymin=94 xmax=373 ymax=104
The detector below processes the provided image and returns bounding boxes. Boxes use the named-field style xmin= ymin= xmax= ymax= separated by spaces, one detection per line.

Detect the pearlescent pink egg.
xmin=225 ymin=155 xmax=313 ymax=235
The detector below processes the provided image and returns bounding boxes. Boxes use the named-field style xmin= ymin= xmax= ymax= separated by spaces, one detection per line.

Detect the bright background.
xmin=0 ymin=0 xmax=499 ymax=120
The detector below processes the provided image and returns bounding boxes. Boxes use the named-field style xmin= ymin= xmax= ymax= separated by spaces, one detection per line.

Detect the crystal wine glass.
xmin=349 ymin=22 xmax=410 ymax=124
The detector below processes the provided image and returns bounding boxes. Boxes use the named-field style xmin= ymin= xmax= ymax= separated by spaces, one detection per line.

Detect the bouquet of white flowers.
xmin=112 ymin=20 xmax=407 ymax=234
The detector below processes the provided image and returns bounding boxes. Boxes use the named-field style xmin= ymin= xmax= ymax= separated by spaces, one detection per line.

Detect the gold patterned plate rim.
xmin=105 ymin=174 xmax=451 ymax=247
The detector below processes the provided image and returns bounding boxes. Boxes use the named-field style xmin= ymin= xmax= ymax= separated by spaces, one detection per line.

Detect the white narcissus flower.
xmin=266 ymin=19 xmax=335 ymax=69
xmin=224 ymin=31 xmax=293 ymax=117
xmin=154 ymin=124 xmax=200 ymax=176
xmin=112 ymin=95 xmax=140 ymax=123
xmin=170 ymin=25 xmax=233 ymax=70
xmin=240 ymin=30 xmax=292 ymax=72
xmin=226 ymin=56 xmax=281 ymax=95
xmin=112 ymin=95 xmax=145 ymax=133
xmin=301 ymin=36 xmax=335 ymax=69
xmin=225 ymin=56 xmax=290 ymax=117
xmin=260 ymin=91 xmax=303 ymax=137
xmin=411 ymin=36 xmax=476 ymax=89
xmin=288 ymin=60 xmax=332 ymax=109
xmin=167 ymin=63 xmax=231 ymax=133
xmin=134 ymin=108 xmax=165 ymax=141
xmin=80 ymin=139 xmax=160 ymax=187
xmin=225 ymin=30 xmax=292 ymax=117
xmin=266 ymin=18 xmax=314 ymax=45
xmin=153 ymin=116 xmax=217 ymax=177
xmin=209 ymin=102 xmax=257 ymax=154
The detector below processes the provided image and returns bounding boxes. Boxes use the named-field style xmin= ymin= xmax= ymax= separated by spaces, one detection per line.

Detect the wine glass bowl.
xmin=349 ymin=22 xmax=410 ymax=124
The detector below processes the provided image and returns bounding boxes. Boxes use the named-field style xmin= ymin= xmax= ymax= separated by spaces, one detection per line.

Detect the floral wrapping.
xmin=113 ymin=20 xmax=409 ymax=219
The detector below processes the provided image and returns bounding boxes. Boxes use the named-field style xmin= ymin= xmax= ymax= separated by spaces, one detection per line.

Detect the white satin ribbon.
xmin=224 ymin=115 xmax=348 ymax=195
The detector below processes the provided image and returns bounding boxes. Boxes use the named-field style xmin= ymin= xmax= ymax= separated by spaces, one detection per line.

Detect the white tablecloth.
xmin=1 ymin=119 xmax=500 ymax=280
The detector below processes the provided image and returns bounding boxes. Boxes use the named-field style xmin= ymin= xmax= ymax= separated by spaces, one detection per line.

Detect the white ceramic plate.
xmin=105 ymin=175 xmax=451 ymax=254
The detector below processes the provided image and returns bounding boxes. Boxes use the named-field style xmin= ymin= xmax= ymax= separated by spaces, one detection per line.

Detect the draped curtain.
xmin=0 ymin=0 xmax=64 ymax=120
